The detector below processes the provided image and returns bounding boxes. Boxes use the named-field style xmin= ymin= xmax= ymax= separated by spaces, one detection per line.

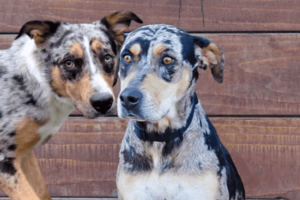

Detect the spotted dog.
xmin=116 ymin=24 xmax=245 ymax=200
xmin=0 ymin=11 xmax=142 ymax=200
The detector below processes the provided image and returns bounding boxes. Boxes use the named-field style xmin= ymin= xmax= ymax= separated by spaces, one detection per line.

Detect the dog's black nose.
xmin=120 ymin=87 xmax=143 ymax=109
xmin=90 ymin=93 xmax=113 ymax=114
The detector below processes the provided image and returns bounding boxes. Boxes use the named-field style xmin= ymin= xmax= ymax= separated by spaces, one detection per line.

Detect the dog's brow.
xmin=153 ymin=43 xmax=167 ymax=55
xmin=91 ymin=39 xmax=106 ymax=53
xmin=70 ymin=43 xmax=84 ymax=58
xmin=129 ymin=43 xmax=142 ymax=57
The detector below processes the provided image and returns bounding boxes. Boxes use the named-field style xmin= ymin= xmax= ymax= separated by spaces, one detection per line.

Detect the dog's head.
xmin=118 ymin=24 xmax=224 ymax=130
xmin=16 ymin=11 xmax=142 ymax=119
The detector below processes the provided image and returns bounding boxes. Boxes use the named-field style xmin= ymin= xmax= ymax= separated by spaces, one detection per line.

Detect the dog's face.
xmin=16 ymin=11 xmax=142 ymax=119
xmin=118 ymin=24 xmax=224 ymax=123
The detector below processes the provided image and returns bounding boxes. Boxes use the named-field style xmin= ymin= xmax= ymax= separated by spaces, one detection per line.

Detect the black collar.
xmin=133 ymin=93 xmax=198 ymax=142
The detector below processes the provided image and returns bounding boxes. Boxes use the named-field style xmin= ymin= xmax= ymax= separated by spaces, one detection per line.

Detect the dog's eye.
xmin=64 ymin=60 xmax=75 ymax=68
xmin=162 ymin=56 xmax=174 ymax=65
xmin=104 ymin=55 xmax=112 ymax=63
xmin=123 ymin=55 xmax=132 ymax=63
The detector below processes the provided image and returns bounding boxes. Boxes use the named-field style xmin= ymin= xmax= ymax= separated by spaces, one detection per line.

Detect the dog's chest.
xmin=34 ymin=95 xmax=75 ymax=147
xmin=118 ymin=170 xmax=219 ymax=200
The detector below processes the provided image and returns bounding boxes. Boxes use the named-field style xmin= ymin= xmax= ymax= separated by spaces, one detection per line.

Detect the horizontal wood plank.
xmin=1 ymin=34 xmax=299 ymax=115
xmin=1 ymin=0 xmax=300 ymax=32
xmin=0 ymin=117 xmax=296 ymax=198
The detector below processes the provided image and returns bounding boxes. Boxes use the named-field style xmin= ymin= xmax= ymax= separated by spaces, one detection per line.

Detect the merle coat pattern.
xmin=0 ymin=11 xmax=142 ymax=200
xmin=116 ymin=24 xmax=245 ymax=200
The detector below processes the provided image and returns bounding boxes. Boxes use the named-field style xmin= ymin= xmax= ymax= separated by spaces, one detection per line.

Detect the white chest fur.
xmin=34 ymin=95 xmax=75 ymax=148
xmin=117 ymin=170 xmax=219 ymax=200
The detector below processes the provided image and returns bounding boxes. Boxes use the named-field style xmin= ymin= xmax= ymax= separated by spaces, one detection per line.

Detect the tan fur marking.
xmin=30 ymin=30 xmax=45 ymax=44
xmin=66 ymin=73 xmax=93 ymax=103
xmin=121 ymin=72 xmax=137 ymax=90
xmin=117 ymin=170 xmax=219 ymax=200
xmin=1 ymin=151 xmax=51 ymax=200
xmin=153 ymin=43 xmax=167 ymax=55
xmin=201 ymin=43 xmax=222 ymax=67
xmin=102 ymin=72 xmax=114 ymax=91
xmin=129 ymin=43 xmax=141 ymax=57
xmin=15 ymin=118 xmax=45 ymax=155
xmin=91 ymin=40 xmax=105 ymax=53
xmin=141 ymin=68 xmax=190 ymax=104
xmin=1 ymin=118 xmax=51 ymax=199
xmin=50 ymin=66 xmax=69 ymax=97
xmin=71 ymin=43 xmax=84 ymax=58
xmin=156 ymin=117 xmax=171 ymax=133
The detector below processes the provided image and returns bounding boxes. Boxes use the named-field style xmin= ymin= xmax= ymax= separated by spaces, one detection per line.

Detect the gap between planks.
xmin=0 ymin=198 xmax=283 ymax=200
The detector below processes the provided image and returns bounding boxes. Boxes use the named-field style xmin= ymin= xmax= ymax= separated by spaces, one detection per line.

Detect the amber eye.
xmin=162 ymin=56 xmax=174 ymax=65
xmin=104 ymin=55 xmax=112 ymax=63
xmin=64 ymin=60 xmax=75 ymax=68
xmin=123 ymin=55 xmax=132 ymax=63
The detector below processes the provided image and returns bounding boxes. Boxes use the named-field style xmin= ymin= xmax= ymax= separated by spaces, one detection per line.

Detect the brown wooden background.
xmin=1 ymin=0 xmax=300 ymax=199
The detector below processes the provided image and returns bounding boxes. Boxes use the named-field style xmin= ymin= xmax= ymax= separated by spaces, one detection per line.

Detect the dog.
xmin=0 ymin=11 xmax=142 ymax=200
xmin=116 ymin=24 xmax=245 ymax=200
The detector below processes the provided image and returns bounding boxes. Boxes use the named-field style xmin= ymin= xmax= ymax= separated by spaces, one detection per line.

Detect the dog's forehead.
xmin=49 ymin=22 xmax=111 ymax=50
xmin=123 ymin=24 xmax=186 ymax=53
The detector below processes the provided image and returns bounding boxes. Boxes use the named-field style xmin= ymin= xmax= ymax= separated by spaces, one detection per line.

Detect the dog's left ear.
xmin=193 ymin=36 xmax=225 ymax=83
xmin=101 ymin=10 xmax=143 ymax=45
xmin=15 ymin=21 xmax=60 ymax=46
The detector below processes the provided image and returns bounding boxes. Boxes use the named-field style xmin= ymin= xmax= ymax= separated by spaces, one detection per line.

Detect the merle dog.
xmin=116 ymin=24 xmax=245 ymax=200
xmin=0 ymin=11 xmax=142 ymax=200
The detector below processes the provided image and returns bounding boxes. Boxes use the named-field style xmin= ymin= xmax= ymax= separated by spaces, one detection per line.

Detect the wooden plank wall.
xmin=1 ymin=0 xmax=300 ymax=199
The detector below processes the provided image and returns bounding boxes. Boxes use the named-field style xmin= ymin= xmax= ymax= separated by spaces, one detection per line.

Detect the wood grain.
xmin=1 ymin=34 xmax=299 ymax=115
xmin=0 ymin=0 xmax=300 ymax=33
xmin=0 ymin=117 xmax=296 ymax=198
xmin=35 ymin=117 xmax=300 ymax=198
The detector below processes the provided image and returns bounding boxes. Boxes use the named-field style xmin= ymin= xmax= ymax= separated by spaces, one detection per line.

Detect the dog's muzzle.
xmin=120 ymin=87 xmax=143 ymax=110
xmin=90 ymin=93 xmax=113 ymax=114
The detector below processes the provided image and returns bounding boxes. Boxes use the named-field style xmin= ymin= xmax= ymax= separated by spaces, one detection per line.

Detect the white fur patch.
xmin=34 ymin=95 xmax=75 ymax=148
xmin=83 ymin=36 xmax=112 ymax=96
xmin=118 ymin=171 xmax=219 ymax=200
xmin=20 ymin=37 xmax=48 ymax=88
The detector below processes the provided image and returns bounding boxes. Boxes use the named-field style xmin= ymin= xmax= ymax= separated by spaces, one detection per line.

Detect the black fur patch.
xmin=0 ymin=110 xmax=2 ymax=119
xmin=7 ymin=144 xmax=17 ymax=151
xmin=0 ymin=157 xmax=16 ymax=176
xmin=122 ymin=146 xmax=152 ymax=172
xmin=9 ymin=132 xmax=16 ymax=137
xmin=204 ymin=115 xmax=245 ymax=199
xmin=162 ymin=137 xmax=183 ymax=157
xmin=13 ymin=75 xmax=37 ymax=106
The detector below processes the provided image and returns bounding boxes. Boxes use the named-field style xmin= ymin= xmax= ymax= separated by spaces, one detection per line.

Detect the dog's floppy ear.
xmin=101 ymin=10 xmax=143 ymax=45
xmin=193 ymin=36 xmax=225 ymax=83
xmin=15 ymin=20 xmax=60 ymax=46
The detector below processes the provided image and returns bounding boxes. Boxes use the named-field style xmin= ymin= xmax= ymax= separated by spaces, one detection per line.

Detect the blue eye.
xmin=104 ymin=55 xmax=112 ymax=62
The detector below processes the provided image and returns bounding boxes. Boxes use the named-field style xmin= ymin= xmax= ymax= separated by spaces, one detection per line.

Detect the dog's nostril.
xmin=120 ymin=87 xmax=143 ymax=108
xmin=90 ymin=93 xmax=114 ymax=114
xmin=128 ymin=96 xmax=138 ymax=103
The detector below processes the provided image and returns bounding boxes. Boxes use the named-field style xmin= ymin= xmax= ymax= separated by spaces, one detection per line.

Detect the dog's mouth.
xmin=121 ymin=106 xmax=170 ymax=123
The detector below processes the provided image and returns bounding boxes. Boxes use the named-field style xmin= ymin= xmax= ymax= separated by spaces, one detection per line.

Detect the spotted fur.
xmin=117 ymin=24 xmax=245 ymax=200
xmin=0 ymin=11 xmax=142 ymax=200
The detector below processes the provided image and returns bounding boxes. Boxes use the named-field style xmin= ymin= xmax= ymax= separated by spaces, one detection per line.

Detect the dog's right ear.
xmin=15 ymin=21 xmax=60 ymax=46
xmin=100 ymin=10 xmax=143 ymax=45
xmin=193 ymin=36 xmax=225 ymax=83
